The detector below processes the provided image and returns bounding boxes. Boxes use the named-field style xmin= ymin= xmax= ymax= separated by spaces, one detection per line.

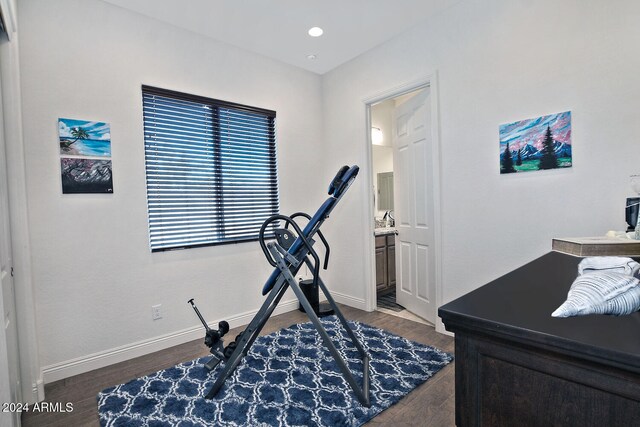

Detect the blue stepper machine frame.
xmin=188 ymin=165 xmax=371 ymax=407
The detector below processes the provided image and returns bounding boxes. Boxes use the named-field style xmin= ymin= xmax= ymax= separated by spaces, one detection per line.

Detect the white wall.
xmin=322 ymin=0 xmax=640 ymax=319
xmin=371 ymin=146 xmax=393 ymax=178
xmin=371 ymin=99 xmax=394 ymax=217
xmin=371 ymin=144 xmax=393 ymax=216
xmin=371 ymin=99 xmax=393 ymax=148
xmin=0 ymin=0 xmax=42 ymax=403
xmin=18 ymin=0 xmax=324 ymax=379
xmin=0 ymin=74 xmax=13 ymax=425
xmin=16 ymin=0 xmax=640 ymax=381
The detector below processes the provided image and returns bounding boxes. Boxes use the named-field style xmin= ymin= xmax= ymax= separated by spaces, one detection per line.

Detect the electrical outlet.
xmin=152 ymin=304 xmax=162 ymax=320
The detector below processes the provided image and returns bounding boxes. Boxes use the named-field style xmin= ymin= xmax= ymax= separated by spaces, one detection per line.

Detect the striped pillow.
xmin=552 ymin=271 xmax=640 ymax=317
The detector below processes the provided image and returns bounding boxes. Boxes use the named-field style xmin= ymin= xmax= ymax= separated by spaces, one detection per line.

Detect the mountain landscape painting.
xmin=59 ymin=118 xmax=111 ymax=157
xmin=61 ymin=158 xmax=113 ymax=194
xmin=499 ymin=111 xmax=572 ymax=174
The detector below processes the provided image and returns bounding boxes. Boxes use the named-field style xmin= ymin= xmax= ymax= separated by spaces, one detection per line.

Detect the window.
xmin=142 ymin=86 xmax=279 ymax=251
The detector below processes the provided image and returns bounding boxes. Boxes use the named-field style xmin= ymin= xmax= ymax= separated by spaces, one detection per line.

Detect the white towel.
xmin=577 ymin=256 xmax=640 ymax=278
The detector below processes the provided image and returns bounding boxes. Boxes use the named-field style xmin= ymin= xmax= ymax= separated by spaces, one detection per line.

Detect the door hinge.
xmin=10 ymin=267 xmax=14 ymax=277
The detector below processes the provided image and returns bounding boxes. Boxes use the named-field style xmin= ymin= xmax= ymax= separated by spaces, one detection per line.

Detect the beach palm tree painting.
xmin=499 ymin=111 xmax=572 ymax=174
xmin=58 ymin=118 xmax=111 ymax=157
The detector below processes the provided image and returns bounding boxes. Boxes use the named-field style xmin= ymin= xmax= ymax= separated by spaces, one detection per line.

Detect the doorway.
xmin=0 ymin=62 xmax=22 ymax=426
xmin=366 ymin=79 xmax=441 ymax=326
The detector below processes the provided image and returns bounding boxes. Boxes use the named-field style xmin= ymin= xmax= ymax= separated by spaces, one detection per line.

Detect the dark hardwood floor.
xmin=21 ymin=306 xmax=455 ymax=426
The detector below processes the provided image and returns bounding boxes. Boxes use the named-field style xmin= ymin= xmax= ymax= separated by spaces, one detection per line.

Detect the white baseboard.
xmin=42 ymin=299 xmax=299 ymax=384
xmin=330 ymin=291 xmax=367 ymax=311
xmin=435 ymin=317 xmax=454 ymax=337
xmin=34 ymin=378 xmax=44 ymax=402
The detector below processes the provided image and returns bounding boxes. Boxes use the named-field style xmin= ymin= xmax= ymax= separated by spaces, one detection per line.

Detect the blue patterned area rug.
xmin=98 ymin=316 xmax=452 ymax=427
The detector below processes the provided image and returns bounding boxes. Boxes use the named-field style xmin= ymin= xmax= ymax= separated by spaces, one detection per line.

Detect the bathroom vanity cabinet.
xmin=375 ymin=231 xmax=396 ymax=293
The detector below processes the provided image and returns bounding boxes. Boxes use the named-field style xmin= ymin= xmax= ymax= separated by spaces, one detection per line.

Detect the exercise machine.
xmin=188 ymin=165 xmax=370 ymax=407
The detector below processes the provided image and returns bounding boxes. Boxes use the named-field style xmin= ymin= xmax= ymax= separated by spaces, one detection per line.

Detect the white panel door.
xmin=0 ymin=66 xmax=21 ymax=426
xmin=392 ymin=88 xmax=435 ymax=323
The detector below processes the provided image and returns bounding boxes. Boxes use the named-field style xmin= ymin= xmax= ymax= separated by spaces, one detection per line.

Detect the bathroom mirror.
xmin=377 ymin=172 xmax=394 ymax=211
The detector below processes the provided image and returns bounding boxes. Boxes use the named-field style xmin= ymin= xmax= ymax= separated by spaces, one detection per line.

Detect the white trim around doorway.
xmin=362 ymin=73 xmax=446 ymax=334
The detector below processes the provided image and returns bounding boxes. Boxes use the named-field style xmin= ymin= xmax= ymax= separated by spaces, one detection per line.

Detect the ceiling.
xmin=102 ymin=0 xmax=460 ymax=74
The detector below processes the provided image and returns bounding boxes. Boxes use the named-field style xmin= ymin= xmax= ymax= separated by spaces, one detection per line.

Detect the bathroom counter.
xmin=374 ymin=227 xmax=397 ymax=236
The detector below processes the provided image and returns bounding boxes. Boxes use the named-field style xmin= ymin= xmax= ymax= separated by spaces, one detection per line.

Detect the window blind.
xmin=142 ymin=86 xmax=278 ymax=251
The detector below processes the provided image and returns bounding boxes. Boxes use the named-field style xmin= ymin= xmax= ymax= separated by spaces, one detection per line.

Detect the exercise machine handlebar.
xmin=258 ymin=214 xmax=322 ymax=288
xmin=188 ymin=298 xmax=211 ymax=332
xmin=187 ymin=298 xmax=230 ymax=354
xmin=287 ymin=212 xmax=330 ymax=270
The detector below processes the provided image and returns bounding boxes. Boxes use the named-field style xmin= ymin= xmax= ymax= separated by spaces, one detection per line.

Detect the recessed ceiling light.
xmin=306 ymin=54 xmax=317 ymax=60
xmin=308 ymin=27 xmax=323 ymax=37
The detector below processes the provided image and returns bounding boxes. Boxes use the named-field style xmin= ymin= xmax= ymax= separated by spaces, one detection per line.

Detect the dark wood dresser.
xmin=438 ymin=252 xmax=640 ymax=426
